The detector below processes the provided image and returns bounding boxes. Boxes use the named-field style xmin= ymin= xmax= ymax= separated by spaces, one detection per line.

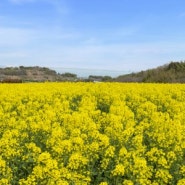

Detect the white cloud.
xmin=46 ymin=0 xmax=69 ymax=14
xmin=1 ymin=20 xmax=184 ymax=71
xmin=9 ymin=0 xmax=69 ymax=14
xmin=0 ymin=15 xmax=185 ymax=71
xmin=0 ymin=27 xmax=35 ymax=47
xmin=22 ymin=41 xmax=185 ymax=71
xmin=2 ymin=41 xmax=185 ymax=71
xmin=179 ymin=12 xmax=185 ymax=17
xmin=0 ymin=51 xmax=28 ymax=58
xmin=113 ymin=25 xmax=141 ymax=38
xmin=9 ymin=0 xmax=35 ymax=4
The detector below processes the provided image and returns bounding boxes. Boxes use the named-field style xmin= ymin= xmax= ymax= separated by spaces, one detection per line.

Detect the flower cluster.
xmin=0 ymin=82 xmax=185 ymax=184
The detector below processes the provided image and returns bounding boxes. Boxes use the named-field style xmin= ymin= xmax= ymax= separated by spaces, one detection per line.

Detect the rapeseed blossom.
xmin=0 ymin=83 xmax=185 ymax=184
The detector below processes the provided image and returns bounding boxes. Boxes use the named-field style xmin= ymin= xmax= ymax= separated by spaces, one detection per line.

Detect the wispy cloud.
xmin=9 ymin=0 xmax=69 ymax=14
xmin=23 ymin=41 xmax=185 ymax=71
xmin=9 ymin=0 xmax=36 ymax=4
xmin=1 ymin=15 xmax=184 ymax=71
xmin=0 ymin=50 xmax=30 ymax=67
xmin=0 ymin=51 xmax=28 ymax=58
xmin=179 ymin=12 xmax=185 ymax=17
xmin=112 ymin=25 xmax=141 ymax=38
xmin=1 ymin=1 xmax=185 ymax=72
xmin=2 ymin=40 xmax=185 ymax=71
xmin=0 ymin=27 xmax=35 ymax=47
xmin=46 ymin=0 xmax=69 ymax=14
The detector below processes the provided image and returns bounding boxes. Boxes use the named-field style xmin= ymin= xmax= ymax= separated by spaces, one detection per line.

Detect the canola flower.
xmin=0 ymin=82 xmax=185 ymax=184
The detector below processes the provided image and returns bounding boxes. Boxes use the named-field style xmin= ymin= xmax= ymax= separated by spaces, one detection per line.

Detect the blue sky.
xmin=1 ymin=0 xmax=185 ymax=72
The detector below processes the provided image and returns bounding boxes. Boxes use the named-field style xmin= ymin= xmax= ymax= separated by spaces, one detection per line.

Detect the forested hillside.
xmin=115 ymin=61 xmax=185 ymax=83
xmin=1 ymin=61 xmax=185 ymax=83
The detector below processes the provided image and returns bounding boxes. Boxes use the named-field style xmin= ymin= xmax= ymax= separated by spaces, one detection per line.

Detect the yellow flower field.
xmin=0 ymin=82 xmax=185 ymax=184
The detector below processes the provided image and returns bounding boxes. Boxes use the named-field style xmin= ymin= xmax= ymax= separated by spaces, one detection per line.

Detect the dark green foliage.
xmin=115 ymin=61 xmax=185 ymax=83
xmin=70 ymin=95 xmax=82 ymax=111
xmin=60 ymin=73 xmax=77 ymax=78
xmin=88 ymin=75 xmax=113 ymax=82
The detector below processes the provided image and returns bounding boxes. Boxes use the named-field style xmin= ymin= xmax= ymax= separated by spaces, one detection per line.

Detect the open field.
xmin=0 ymin=83 xmax=185 ymax=184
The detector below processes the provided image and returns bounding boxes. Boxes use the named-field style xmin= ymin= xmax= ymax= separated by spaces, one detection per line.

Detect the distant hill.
xmin=1 ymin=61 xmax=185 ymax=83
xmin=114 ymin=61 xmax=185 ymax=83
xmin=0 ymin=66 xmax=77 ymax=82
